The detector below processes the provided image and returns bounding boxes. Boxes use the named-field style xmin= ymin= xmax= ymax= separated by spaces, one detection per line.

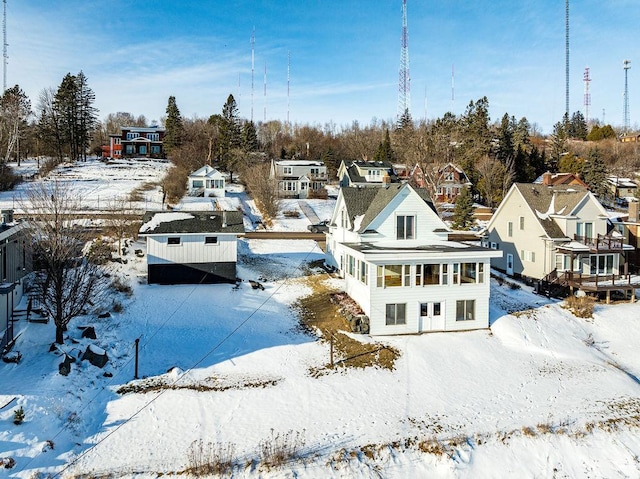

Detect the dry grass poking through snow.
xmin=294 ymin=275 xmax=399 ymax=374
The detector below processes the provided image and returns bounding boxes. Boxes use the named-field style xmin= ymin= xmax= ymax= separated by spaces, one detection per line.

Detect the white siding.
xmin=146 ymin=234 xmax=237 ymax=265
xmin=344 ymin=256 xmax=492 ymax=335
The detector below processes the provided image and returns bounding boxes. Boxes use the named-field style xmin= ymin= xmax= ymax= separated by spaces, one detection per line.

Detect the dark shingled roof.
xmin=341 ymin=184 xmax=438 ymax=233
xmin=515 ymin=183 xmax=590 ymax=239
xmin=139 ymin=211 xmax=245 ymax=235
xmin=344 ymin=160 xmax=400 ymax=185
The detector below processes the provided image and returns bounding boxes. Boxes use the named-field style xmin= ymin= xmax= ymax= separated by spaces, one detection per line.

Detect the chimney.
xmin=629 ymin=199 xmax=639 ymax=223
xmin=542 ymin=171 xmax=552 ymax=186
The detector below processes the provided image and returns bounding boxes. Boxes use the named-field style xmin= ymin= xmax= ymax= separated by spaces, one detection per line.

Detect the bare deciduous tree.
xmin=241 ymin=163 xmax=280 ymax=224
xmin=24 ymin=181 xmax=109 ymax=345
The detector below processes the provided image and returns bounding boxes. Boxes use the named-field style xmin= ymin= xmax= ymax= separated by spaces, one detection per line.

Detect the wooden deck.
xmin=562 ymin=272 xmax=640 ymax=303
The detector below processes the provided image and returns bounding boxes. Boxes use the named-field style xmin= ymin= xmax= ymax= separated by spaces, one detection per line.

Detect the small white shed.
xmin=188 ymin=166 xmax=226 ymax=198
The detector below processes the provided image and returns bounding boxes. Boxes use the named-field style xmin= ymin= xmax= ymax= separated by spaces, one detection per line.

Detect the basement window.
xmin=167 ymin=237 xmax=181 ymax=245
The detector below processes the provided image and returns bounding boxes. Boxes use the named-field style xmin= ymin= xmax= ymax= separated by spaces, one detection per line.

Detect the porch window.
xmin=191 ymin=180 xmax=203 ymax=188
xmin=396 ymin=215 xmax=415 ymax=240
xmin=460 ymin=263 xmax=476 ymax=283
xmin=442 ymin=264 xmax=449 ymax=285
xmin=376 ymin=264 xmax=406 ymax=287
xmin=589 ymin=254 xmax=614 ymax=275
xmin=577 ymin=222 xmax=594 ymax=240
xmin=385 ymin=303 xmax=406 ymax=325
xmin=456 ymin=300 xmax=475 ymax=321
xmin=452 ymin=263 xmax=459 ymax=284
xmin=359 ymin=261 xmax=368 ymax=284
xmin=478 ymin=263 xmax=485 ymax=283
xmin=416 ymin=264 xmax=441 ymax=285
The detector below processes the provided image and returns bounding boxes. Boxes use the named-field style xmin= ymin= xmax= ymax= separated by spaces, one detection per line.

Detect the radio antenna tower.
xmin=287 ymin=51 xmax=290 ymax=126
xmin=263 ymin=62 xmax=267 ymax=123
xmin=565 ymin=0 xmax=570 ymax=117
xmin=397 ymin=0 xmax=410 ymax=124
xmin=250 ymin=28 xmax=255 ymax=123
xmin=3 ymin=0 xmax=7 ymax=93
xmin=623 ymin=60 xmax=631 ymax=132
xmin=583 ymin=67 xmax=591 ymax=124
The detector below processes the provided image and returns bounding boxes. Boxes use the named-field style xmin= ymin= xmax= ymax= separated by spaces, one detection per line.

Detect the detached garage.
xmin=139 ymin=211 xmax=244 ymax=284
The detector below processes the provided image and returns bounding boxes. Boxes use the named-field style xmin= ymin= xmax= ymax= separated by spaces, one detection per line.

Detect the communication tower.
xmin=3 ymin=0 xmax=7 ymax=93
xmin=583 ymin=67 xmax=591 ymax=124
xmin=251 ymin=28 xmax=255 ymax=123
xmin=397 ymin=0 xmax=410 ymax=123
xmin=624 ymin=60 xmax=631 ymax=132
xmin=565 ymin=0 xmax=570 ymax=117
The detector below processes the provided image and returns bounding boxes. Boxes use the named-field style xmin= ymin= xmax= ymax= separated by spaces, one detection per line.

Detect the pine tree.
xmin=242 ymin=120 xmax=259 ymax=152
xmin=54 ymin=73 xmax=79 ymax=160
xmin=452 ymin=186 xmax=475 ymax=230
xmin=164 ymin=96 xmax=184 ymax=153
xmin=75 ymin=71 xmax=98 ymax=161
xmin=0 ymin=85 xmax=31 ymax=164
xmin=373 ymin=129 xmax=395 ymax=163
xmin=583 ymin=148 xmax=609 ymax=199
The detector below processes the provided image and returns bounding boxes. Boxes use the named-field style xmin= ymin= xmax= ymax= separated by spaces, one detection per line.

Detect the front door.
xmin=419 ymin=302 xmax=445 ymax=332
xmin=506 ymin=253 xmax=514 ymax=276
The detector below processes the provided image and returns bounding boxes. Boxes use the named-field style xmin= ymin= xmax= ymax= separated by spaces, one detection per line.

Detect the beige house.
xmin=482 ymin=183 xmax=633 ymax=283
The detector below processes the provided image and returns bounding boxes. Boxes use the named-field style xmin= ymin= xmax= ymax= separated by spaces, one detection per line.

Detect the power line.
xmin=46 ymin=242 xmax=321 ymax=477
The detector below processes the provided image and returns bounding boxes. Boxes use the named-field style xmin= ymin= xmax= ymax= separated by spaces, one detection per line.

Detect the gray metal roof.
xmin=139 ymin=211 xmax=245 ymax=235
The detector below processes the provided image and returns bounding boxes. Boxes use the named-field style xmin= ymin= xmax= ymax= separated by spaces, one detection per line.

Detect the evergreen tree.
xmin=396 ymin=108 xmax=413 ymax=130
xmin=451 ymin=186 xmax=475 ymax=230
xmin=54 ymin=73 xmax=80 ymax=160
xmin=549 ymin=117 xmax=568 ymax=171
xmin=242 ymin=120 xmax=259 ymax=152
xmin=373 ymin=129 xmax=395 ymax=163
xmin=164 ymin=96 xmax=184 ymax=153
xmin=75 ymin=71 xmax=98 ymax=161
xmin=568 ymin=111 xmax=588 ymax=140
xmin=496 ymin=113 xmax=514 ymax=165
xmin=583 ymin=148 xmax=609 ymax=198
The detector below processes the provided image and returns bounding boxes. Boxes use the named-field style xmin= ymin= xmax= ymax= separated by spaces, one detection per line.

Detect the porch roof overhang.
xmin=341 ymin=241 xmax=502 ymax=262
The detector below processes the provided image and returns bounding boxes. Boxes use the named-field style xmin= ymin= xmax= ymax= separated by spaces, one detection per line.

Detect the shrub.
xmin=13 ymin=407 xmax=24 ymax=425
xmin=87 ymin=239 xmax=114 ymax=265
xmin=162 ymin=166 xmax=188 ymax=204
xmin=111 ymin=276 xmax=133 ymax=296
xmin=259 ymin=429 xmax=306 ymax=469
xmin=186 ymin=439 xmax=236 ymax=476
xmin=564 ymin=295 xmax=595 ymax=318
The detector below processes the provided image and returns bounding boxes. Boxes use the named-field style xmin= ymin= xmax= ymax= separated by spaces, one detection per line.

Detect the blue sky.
xmin=8 ymin=0 xmax=640 ymax=134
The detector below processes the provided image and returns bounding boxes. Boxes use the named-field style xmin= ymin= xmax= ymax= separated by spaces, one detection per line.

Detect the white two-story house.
xmin=337 ymin=160 xmax=400 ymax=188
xmin=269 ymin=160 xmax=327 ymax=199
xmin=325 ymin=183 xmax=501 ymax=335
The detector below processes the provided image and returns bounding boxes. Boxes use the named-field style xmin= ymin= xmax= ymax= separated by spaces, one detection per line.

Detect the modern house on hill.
xmin=269 ymin=160 xmax=328 ymax=199
xmin=105 ymin=126 xmax=165 ymax=159
xmin=325 ymin=183 xmax=501 ymax=335
xmin=138 ymin=211 xmax=244 ymax=284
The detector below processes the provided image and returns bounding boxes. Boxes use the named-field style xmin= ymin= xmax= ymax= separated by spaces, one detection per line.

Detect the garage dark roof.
xmin=139 ymin=211 xmax=245 ymax=235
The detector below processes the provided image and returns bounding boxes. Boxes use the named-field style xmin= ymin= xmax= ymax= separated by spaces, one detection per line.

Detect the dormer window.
xmin=396 ymin=215 xmax=415 ymax=240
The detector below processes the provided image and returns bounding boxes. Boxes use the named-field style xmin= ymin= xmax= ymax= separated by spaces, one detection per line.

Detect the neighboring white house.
xmin=482 ymin=183 xmax=634 ymax=281
xmin=325 ymin=183 xmax=501 ymax=335
xmin=269 ymin=159 xmax=327 ymax=199
xmin=337 ymin=160 xmax=399 ymax=188
xmin=188 ymin=166 xmax=226 ymax=198
xmin=138 ymin=210 xmax=244 ymax=284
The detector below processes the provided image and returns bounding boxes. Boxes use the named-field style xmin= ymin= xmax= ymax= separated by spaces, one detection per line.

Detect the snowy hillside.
xmin=1 ymin=160 xmax=640 ymax=478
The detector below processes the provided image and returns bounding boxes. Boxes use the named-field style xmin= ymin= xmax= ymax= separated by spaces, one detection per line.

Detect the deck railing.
xmin=573 ymin=234 xmax=625 ymax=251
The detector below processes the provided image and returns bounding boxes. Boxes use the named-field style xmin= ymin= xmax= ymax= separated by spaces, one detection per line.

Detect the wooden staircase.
xmin=535 ymin=269 xmax=570 ymax=298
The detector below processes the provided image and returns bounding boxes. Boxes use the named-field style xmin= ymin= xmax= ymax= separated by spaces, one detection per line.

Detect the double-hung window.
xmin=385 ymin=303 xmax=406 ymax=325
xmin=396 ymin=215 xmax=415 ymax=240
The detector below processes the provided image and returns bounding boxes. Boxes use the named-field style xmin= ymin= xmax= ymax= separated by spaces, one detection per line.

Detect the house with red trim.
xmin=104 ymin=126 xmax=166 ymax=159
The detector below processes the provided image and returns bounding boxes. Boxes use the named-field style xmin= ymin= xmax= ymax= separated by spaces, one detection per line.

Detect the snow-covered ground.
xmin=1 ymin=160 xmax=640 ymax=478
